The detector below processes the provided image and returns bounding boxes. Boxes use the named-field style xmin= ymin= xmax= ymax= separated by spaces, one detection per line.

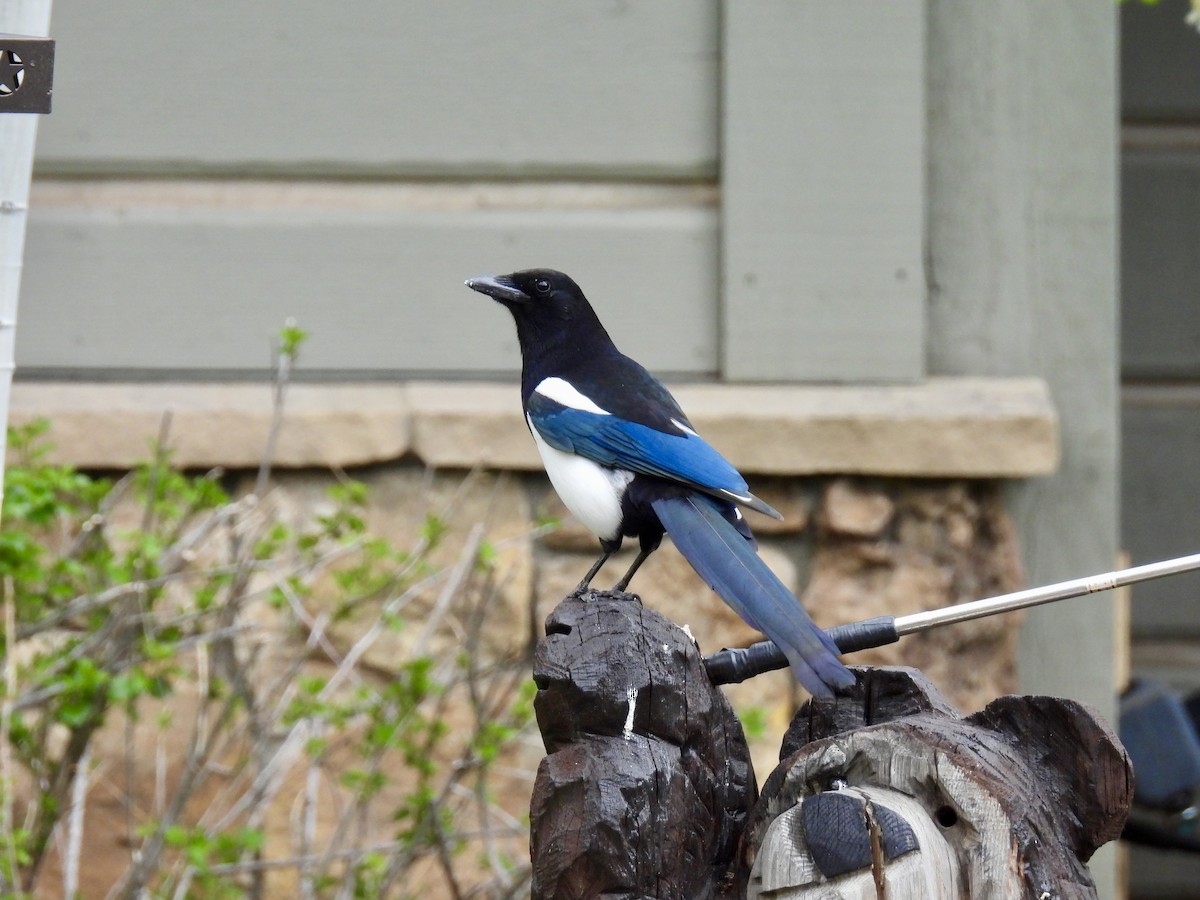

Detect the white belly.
xmin=528 ymin=417 xmax=632 ymax=541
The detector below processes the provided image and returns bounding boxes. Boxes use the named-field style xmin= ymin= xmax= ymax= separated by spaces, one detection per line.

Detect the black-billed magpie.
xmin=466 ymin=268 xmax=852 ymax=698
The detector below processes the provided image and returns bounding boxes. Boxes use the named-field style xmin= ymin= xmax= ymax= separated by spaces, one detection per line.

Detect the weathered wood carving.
xmin=529 ymin=593 xmax=1133 ymax=900
xmin=748 ymin=667 xmax=1132 ymax=898
xmin=530 ymin=591 xmax=755 ymax=899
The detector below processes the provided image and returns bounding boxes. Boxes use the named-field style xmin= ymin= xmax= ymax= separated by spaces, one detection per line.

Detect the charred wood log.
xmin=529 ymin=590 xmax=755 ymax=900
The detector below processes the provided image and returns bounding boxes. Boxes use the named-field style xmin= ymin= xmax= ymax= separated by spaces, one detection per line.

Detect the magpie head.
xmin=466 ymin=268 xmax=611 ymax=363
xmin=465 ymin=269 xmax=586 ymax=317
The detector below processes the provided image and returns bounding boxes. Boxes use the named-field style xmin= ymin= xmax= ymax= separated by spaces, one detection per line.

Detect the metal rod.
xmin=706 ymin=551 xmax=1200 ymax=684
xmin=894 ymin=551 xmax=1200 ymax=636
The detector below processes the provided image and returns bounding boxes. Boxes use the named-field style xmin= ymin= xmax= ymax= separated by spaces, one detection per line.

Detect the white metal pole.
xmin=894 ymin=552 xmax=1200 ymax=635
xmin=706 ymin=551 xmax=1200 ymax=684
xmin=0 ymin=0 xmax=53 ymax=515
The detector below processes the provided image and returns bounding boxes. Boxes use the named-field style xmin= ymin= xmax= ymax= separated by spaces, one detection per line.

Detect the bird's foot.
xmin=608 ymin=579 xmax=638 ymax=598
xmin=568 ymin=582 xmax=640 ymax=603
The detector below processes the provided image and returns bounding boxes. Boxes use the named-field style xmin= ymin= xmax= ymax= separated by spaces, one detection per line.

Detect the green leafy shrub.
xmin=0 ymin=418 xmax=536 ymax=899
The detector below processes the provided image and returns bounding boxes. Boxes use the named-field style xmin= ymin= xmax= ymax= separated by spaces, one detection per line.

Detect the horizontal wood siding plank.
xmin=18 ymin=195 xmax=718 ymax=376
xmin=721 ymin=0 xmax=926 ymax=382
xmin=35 ymin=2 xmax=719 ymax=177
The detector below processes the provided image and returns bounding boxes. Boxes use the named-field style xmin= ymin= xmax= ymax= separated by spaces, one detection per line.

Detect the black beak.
xmin=465 ymin=274 xmax=529 ymax=305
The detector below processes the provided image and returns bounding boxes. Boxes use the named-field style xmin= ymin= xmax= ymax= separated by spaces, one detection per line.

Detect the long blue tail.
xmin=652 ymin=494 xmax=854 ymax=698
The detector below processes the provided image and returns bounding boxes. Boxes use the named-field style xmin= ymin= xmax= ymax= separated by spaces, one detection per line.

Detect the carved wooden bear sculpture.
xmin=745 ymin=667 xmax=1133 ymax=899
xmin=529 ymin=593 xmax=1132 ymax=900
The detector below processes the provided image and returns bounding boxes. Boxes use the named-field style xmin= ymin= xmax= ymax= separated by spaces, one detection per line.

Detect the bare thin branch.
xmin=62 ymin=741 xmax=93 ymax=898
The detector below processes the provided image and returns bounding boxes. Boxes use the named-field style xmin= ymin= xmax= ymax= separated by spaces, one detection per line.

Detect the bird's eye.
xmin=533 ymin=279 xmax=551 ymax=295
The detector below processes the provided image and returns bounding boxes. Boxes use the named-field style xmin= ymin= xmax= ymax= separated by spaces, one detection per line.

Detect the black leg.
xmin=573 ymin=550 xmax=611 ymax=595
xmin=613 ymin=532 xmax=663 ymax=592
xmin=573 ymin=538 xmax=623 ymax=596
xmin=612 ymin=548 xmax=651 ymax=592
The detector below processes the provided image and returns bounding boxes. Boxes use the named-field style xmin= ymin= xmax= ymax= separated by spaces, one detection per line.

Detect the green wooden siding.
xmin=20 ymin=187 xmax=719 ymax=377
xmin=33 ymin=2 xmax=720 ymax=177
xmin=20 ymin=0 xmax=926 ymax=383
xmin=721 ymin=0 xmax=926 ymax=382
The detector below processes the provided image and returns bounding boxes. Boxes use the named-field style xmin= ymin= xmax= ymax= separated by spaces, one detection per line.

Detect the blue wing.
xmin=527 ymin=391 xmax=756 ymax=503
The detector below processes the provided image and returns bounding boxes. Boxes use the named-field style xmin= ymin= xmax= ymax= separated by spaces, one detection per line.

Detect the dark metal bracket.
xmin=0 ymin=34 xmax=54 ymax=114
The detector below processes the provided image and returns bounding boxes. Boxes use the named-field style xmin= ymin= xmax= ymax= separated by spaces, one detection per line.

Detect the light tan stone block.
xmin=406 ymin=381 xmax=537 ymax=470
xmin=743 ymin=479 xmax=812 ymax=534
xmin=9 ymin=382 xmax=410 ymax=469
xmin=822 ymin=479 xmax=896 ymax=537
xmin=406 ymin=377 xmax=1059 ymax=477
xmin=670 ymin=376 xmax=1060 ymax=477
xmin=11 ymin=376 xmax=1058 ymax=478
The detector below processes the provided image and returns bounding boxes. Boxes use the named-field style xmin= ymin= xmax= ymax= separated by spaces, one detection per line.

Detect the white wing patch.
xmin=718 ymin=488 xmax=755 ymax=506
xmin=670 ymin=417 xmax=699 ymax=437
xmin=534 ymin=377 xmax=611 ymax=415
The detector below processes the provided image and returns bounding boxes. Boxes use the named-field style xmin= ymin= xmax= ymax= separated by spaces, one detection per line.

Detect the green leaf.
xmin=279 ymin=322 xmax=310 ymax=357
xmin=738 ymin=705 xmax=769 ymax=741
xmin=109 ymin=670 xmax=149 ymax=703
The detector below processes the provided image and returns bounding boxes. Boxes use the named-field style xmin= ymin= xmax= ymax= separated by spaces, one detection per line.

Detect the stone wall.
xmin=271 ymin=464 xmax=1026 ymax=794
xmin=277 ymin=462 xmax=1027 ymax=828
xmin=29 ymin=461 xmax=1026 ymax=897
xmin=291 ymin=463 xmax=1025 ymax=713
